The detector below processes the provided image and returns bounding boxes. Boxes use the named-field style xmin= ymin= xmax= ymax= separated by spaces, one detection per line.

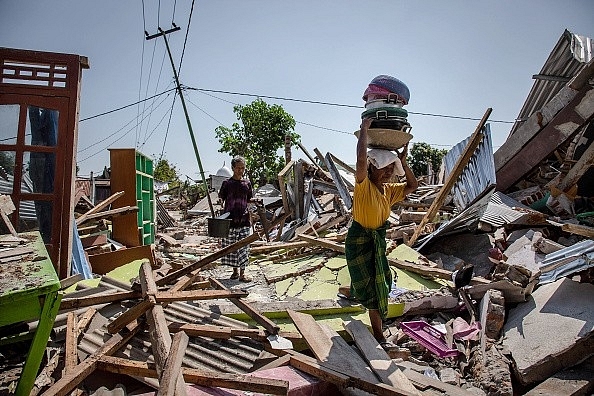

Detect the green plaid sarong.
xmin=345 ymin=220 xmax=392 ymax=319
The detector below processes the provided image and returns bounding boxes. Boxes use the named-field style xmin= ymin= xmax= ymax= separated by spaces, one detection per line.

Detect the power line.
xmin=79 ymin=88 xmax=176 ymax=122
xmin=78 ymin=90 xmax=174 ymax=160
xmin=186 ymin=86 xmax=515 ymax=124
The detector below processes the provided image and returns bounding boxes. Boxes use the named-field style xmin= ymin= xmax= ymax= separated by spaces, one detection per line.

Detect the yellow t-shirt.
xmin=351 ymin=177 xmax=406 ymax=229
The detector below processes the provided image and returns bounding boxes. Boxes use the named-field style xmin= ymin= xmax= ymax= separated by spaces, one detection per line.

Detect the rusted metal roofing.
xmin=508 ymin=29 xmax=593 ymax=138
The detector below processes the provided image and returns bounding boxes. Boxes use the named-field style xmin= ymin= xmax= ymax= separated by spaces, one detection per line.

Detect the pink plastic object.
xmin=400 ymin=320 xmax=459 ymax=358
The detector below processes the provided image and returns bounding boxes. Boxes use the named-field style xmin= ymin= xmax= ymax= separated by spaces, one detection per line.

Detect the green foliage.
xmin=408 ymin=142 xmax=448 ymax=177
xmin=154 ymin=158 xmax=180 ymax=186
xmin=0 ymin=152 xmax=16 ymax=175
xmin=215 ymin=98 xmax=299 ymax=187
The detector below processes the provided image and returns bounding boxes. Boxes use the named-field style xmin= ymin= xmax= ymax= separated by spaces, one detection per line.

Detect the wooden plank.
xmin=60 ymin=291 xmax=141 ymax=310
xmin=79 ymin=233 xmax=108 ymax=249
xmin=155 ymin=232 xmax=260 ymax=286
xmin=76 ymin=308 xmax=96 ymax=337
xmin=155 ymin=289 xmax=249 ymax=303
xmin=64 ymin=312 xmax=78 ymax=374
xmin=139 ymin=262 xmax=187 ymax=395
xmin=88 ymin=245 xmax=155 ymax=275
xmin=158 ymin=331 xmax=189 ymax=396
xmin=408 ymin=108 xmax=491 ymax=246
xmin=40 ymin=321 xmax=141 ymax=396
xmin=75 ymin=190 xmax=124 ymax=226
xmin=293 ymin=161 xmax=304 ymax=220
xmin=251 ymin=241 xmax=310 ymax=254
xmin=107 ymin=299 xmax=152 ymax=334
xmin=286 ymin=310 xmax=378 ymax=383
xmin=287 ymin=351 xmax=417 ymax=396
xmin=278 ymin=160 xmax=295 ymax=226
xmin=303 ymin=214 xmax=347 ymax=236
xmin=79 ymin=205 xmax=139 ymax=224
xmin=343 ymin=320 xmax=420 ymax=395
xmin=560 ymin=222 xmax=594 ymax=239
xmin=494 ymin=61 xmax=594 ymax=172
xmin=59 ymin=273 xmax=84 ymax=290
xmin=556 ymin=139 xmax=594 ymax=192
xmin=395 ymin=362 xmax=477 ymax=396
xmin=96 ymin=356 xmax=289 ymax=395
xmin=210 ymin=278 xmax=280 ymax=334
xmin=496 ymin=85 xmax=594 ymax=191
xmin=168 ymin=322 xmax=302 ymax=344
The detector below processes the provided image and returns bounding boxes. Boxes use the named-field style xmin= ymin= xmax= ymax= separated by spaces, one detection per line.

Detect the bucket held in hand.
xmin=207 ymin=215 xmax=231 ymax=238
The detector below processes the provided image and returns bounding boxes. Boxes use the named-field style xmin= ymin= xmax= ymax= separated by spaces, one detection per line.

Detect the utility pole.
xmin=146 ymin=25 xmax=215 ymax=216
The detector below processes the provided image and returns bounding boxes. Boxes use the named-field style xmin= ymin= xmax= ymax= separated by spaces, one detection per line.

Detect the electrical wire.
xmin=185 ymin=95 xmax=227 ymax=126
xmin=79 ymin=88 xmax=176 ymax=121
xmin=186 ymin=86 xmax=515 ymax=124
xmin=78 ymin=91 xmax=174 ymax=162
xmin=141 ymin=48 xmax=168 ymax=146
xmin=176 ymin=0 xmax=195 ymax=77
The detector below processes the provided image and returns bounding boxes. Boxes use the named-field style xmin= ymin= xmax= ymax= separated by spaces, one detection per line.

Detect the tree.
xmin=408 ymin=142 xmax=448 ymax=177
xmin=215 ymin=98 xmax=299 ymax=187
xmin=154 ymin=157 xmax=180 ymax=187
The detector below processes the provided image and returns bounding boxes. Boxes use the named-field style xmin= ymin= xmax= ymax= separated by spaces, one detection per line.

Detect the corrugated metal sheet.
xmin=74 ymin=275 xmax=265 ymax=386
xmin=442 ymin=124 xmax=496 ymax=211
xmin=479 ymin=191 xmax=532 ymax=228
xmin=414 ymin=186 xmax=496 ymax=250
xmin=539 ymin=240 xmax=594 ymax=284
xmin=508 ymin=30 xmax=594 ymax=138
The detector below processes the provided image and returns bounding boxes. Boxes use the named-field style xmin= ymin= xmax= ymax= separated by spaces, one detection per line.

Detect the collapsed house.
xmin=1 ymin=29 xmax=594 ymax=396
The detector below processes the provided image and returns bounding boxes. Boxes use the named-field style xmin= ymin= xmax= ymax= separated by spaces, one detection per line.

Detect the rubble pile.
xmin=1 ymin=30 xmax=593 ymax=396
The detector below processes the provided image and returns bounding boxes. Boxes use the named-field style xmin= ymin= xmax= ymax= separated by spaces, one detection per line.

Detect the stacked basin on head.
xmin=357 ymin=75 xmax=413 ymax=151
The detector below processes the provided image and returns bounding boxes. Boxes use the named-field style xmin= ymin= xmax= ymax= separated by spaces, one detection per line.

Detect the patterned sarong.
xmin=221 ymin=226 xmax=251 ymax=269
xmin=345 ymin=220 xmax=392 ymax=319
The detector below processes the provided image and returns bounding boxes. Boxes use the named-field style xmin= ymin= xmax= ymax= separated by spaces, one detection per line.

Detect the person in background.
xmin=218 ymin=156 xmax=255 ymax=282
xmin=340 ymin=118 xmax=418 ymax=348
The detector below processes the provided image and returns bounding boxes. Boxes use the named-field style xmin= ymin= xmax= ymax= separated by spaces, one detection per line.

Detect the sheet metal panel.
xmin=508 ymin=30 xmax=593 ymax=138
xmin=442 ymin=124 xmax=496 ymax=211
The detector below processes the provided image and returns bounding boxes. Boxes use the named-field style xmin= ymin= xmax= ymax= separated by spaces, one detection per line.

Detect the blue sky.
xmin=1 ymin=1 xmax=593 ymax=182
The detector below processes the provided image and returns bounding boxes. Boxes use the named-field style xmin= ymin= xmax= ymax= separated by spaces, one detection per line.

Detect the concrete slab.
xmin=503 ymin=278 xmax=594 ymax=385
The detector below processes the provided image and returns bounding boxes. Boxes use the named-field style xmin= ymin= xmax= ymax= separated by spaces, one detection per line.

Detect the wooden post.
xmin=407 ymin=108 xmax=492 ymax=246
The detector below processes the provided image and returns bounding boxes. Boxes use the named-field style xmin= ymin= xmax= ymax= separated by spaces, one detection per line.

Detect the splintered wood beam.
xmin=297 ymin=234 xmax=345 ymax=253
xmin=96 ymin=356 xmax=289 ymax=395
xmin=65 ymin=312 xmax=78 ymax=374
xmin=168 ymin=269 xmax=203 ymax=292
xmin=286 ymin=310 xmax=378 ymax=384
xmin=407 ymin=108 xmax=491 ymax=246
xmin=343 ymin=320 xmax=420 ymax=395
xmin=250 ymin=241 xmax=310 ymax=254
xmin=210 ymin=278 xmax=280 ymax=335
xmin=60 ymin=291 xmax=142 ymax=310
xmin=76 ymin=308 xmax=97 ymax=338
xmin=155 ymin=289 xmax=249 ymax=303
xmin=168 ymin=322 xmax=302 ymax=343
xmin=107 ymin=299 xmax=153 ymax=334
xmin=286 ymin=350 xmax=416 ymax=396
xmin=156 ymin=232 xmax=261 ymax=286
xmin=40 ymin=321 xmax=141 ymax=396
xmin=139 ymin=262 xmax=187 ymax=395
xmin=303 ymin=214 xmax=347 ymax=236
xmin=158 ymin=331 xmax=189 ymax=396
xmin=75 ymin=190 xmax=125 ymax=226
xmin=77 ymin=205 xmax=139 ymax=225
